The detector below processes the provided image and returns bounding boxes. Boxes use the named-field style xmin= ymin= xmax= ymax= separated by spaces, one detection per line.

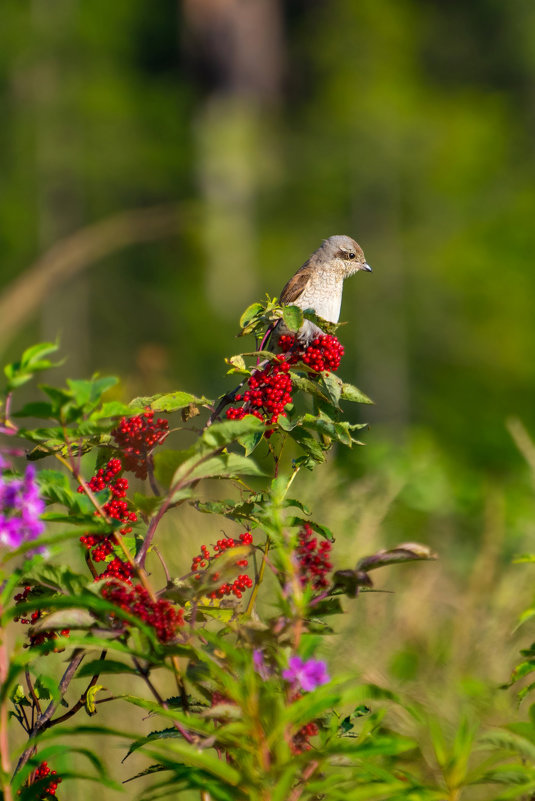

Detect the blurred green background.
xmin=3 ymin=1 xmax=535 ymax=792
xmin=2 ymin=0 xmax=535 ymax=472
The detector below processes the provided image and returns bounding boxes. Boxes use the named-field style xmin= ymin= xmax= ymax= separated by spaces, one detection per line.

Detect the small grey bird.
xmin=276 ymin=234 xmax=372 ymax=343
xmin=209 ymin=235 xmax=371 ymax=424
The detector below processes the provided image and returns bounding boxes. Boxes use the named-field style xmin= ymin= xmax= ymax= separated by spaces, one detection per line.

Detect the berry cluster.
xmin=296 ymin=522 xmax=332 ymax=591
xmin=101 ymin=582 xmax=184 ymax=643
xmin=278 ymin=333 xmax=344 ymax=373
xmin=191 ymin=532 xmax=254 ymax=600
xmin=111 ymin=409 xmax=169 ymax=479
xmin=225 ymin=333 xmax=344 ymax=433
xmin=32 ymin=761 xmax=62 ymax=797
xmin=78 ymin=458 xmax=137 ymax=566
xmin=226 ymin=359 xmax=293 ymax=430
xmin=100 ymin=556 xmax=134 ymax=582
xmin=291 ymin=720 xmax=319 ymax=754
xmin=13 ymin=586 xmax=70 ymax=649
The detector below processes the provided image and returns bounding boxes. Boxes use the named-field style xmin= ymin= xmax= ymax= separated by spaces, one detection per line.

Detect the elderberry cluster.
xmin=225 ymin=332 xmax=344 ymax=432
xmin=78 ymin=458 xmax=137 ymax=564
xmin=13 ymin=585 xmax=70 ymax=650
xmin=226 ymin=358 xmax=293 ymax=430
xmin=278 ymin=333 xmax=344 ymax=373
xmin=191 ymin=532 xmax=254 ymax=600
xmin=101 ymin=582 xmax=184 ymax=643
xmin=111 ymin=409 xmax=169 ymax=479
xmin=296 ymin=522 xmax=332 ymax=591
xmin=32 ymin=761 xmax=62 ymax=797
xmin=291 ymin=719 xmax=319 ymax=754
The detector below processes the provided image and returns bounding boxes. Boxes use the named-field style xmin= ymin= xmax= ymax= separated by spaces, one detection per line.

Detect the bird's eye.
xmin=348 ymin=252 xmax=356 ymax=260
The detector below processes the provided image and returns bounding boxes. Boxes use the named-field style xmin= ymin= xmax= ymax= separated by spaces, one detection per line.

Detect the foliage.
xmin=0 ymin=305 xmax=534 ymax=801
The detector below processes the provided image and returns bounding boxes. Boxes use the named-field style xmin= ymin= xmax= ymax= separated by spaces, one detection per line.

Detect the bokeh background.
xmin=3 ymin=0 xmax=535 ymax=793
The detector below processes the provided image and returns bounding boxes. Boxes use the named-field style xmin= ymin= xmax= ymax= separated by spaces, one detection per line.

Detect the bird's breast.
xmin=294 ymin=275 xmax=343 ymax=323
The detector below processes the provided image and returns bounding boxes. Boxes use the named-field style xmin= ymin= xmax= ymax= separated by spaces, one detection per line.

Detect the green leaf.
xmin=132 ymin=492 xmax=165 ymax=517
xmin=91 ymin=400 xmax=137 ymax=420
xmin=319 ymin=372 xmax=343 ymax=407
xmin=340 ymin=382 xmax=374 ymax=404
xmin=67 ymin=376 xmax=118 ymax=407
xmin=4 ymin=342 xmax=61 ymax=391
xmin=77 ymin=658 xmax=139 ymax=677
xmin=142 ymin=740 xmax=241 ymax=785
xmin=172 ymin=452 xmax=267 ymax=485
xmin=154 ymin=447 xmax=197 ymax=488
xmin=289 ymin=372 xmax=330 ymax=402
xmin=130 ymin=391 xmax=208 ymax=412
xmin=201 ymin=416 xmax=265 ymax=449
xmin=240 ymin=302 xmax=264 ymax=329
xmin=30 ymin=608 xmax=95 ymax=631
xmin=286 ymin=516 xmax=334 ymax=542
xmin=12 ymin=402 xmax=55 ymax=419
xmin=288 ymin=428 xmax=326 ymax=462
xmin=282 ymin=304 xmax=304 ymax=332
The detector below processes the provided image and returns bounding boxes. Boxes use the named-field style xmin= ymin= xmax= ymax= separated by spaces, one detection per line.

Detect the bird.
xmin=208 ymin=235 xmax=371 ymax=424
xmin=272 ymin=234 xmax=372 ymax=345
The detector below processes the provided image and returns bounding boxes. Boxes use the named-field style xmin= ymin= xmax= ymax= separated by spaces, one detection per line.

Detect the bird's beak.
xmin=361 ymin=262 xmax=372 ymax=272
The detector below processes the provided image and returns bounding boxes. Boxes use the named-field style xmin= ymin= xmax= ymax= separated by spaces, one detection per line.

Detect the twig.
xmin=47 ymin=650 xmax=107 ymax=728
xmin=0 ymin=627 xmax=14 ymax=801
xmin=287 ymin=760 xmax=320 ymax=801
xmin=132 ymin=657 xmax=193 ymax=743
xmin=13 ymin=650 xmax=85 ymax=777
xmin=152 ymin=546 xmax=171 ymax=585
xmin=24 ymin=670 xmax=42 ymax=717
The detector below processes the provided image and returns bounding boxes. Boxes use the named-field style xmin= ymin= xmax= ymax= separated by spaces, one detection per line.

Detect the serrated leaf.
xmin=130 ymin=391 xmax=207 ymax=412
xmin=201 ymin=416 xmax=265 ymax=449
xmin=91 ymin=400 xmax=136 ymax=420
xmin=238 ymin=430 xmax=264 ymax=456
xmin=282 ymin=305 xmax=304 ymax=332
xmin=319 ymin=372 xmax=343 ymax=407
xmin=288 ymin=428 xmax=326 ymax=462
xmin=240 ymin=302 xmax=264 ymax=329
xmin=340 ymin=382 xmax=374 ymax=404
xmin=289 ymin=372 xmax=330 ymax=402
xmin=67 ymin=376 xmax=118 ymax=407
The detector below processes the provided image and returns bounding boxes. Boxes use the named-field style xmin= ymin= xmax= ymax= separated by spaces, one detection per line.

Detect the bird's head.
xmin=320 ymin=235 xmax=372 ymax=278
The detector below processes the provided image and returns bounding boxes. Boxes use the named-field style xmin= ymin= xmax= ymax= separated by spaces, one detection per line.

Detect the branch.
xmin=47 ymin=650 xmax=107 ymax=728
xmin=13 ymin=650 xmax=85 ymax=776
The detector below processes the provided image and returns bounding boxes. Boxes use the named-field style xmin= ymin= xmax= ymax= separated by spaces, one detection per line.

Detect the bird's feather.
xmin=279 ymin=258 xmax=316 ymax=305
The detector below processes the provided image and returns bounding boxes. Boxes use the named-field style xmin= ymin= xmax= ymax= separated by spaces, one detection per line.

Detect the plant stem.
xmin=132 ymin=657 xmax=193 ymax=743
xmin=13 ymin=649 xmax=85 ymax=776
xmin=0 ymin=622 xmax=14 ymax=801
xmin=47 ymin=650 xmax=106 ymax=727
xmin=246 ymin=538 xmax=270 ymax=616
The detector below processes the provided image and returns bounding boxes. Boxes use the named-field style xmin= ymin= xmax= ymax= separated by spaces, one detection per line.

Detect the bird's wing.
xmin=279 ymin=260 xmax=315 ymax=305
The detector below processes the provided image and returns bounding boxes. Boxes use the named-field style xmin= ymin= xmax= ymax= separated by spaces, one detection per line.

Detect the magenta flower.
xmin=0 ymin=463 xmax=45 ymax=550
xmin=283 ymin=656 xmax=330 ymax=692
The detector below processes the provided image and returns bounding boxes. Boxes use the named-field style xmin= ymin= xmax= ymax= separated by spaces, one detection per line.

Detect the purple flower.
xmin=283 ymin=656 xmax=330 ymax=692
xmin=0 ymin=463 xmax=45 ymax=550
